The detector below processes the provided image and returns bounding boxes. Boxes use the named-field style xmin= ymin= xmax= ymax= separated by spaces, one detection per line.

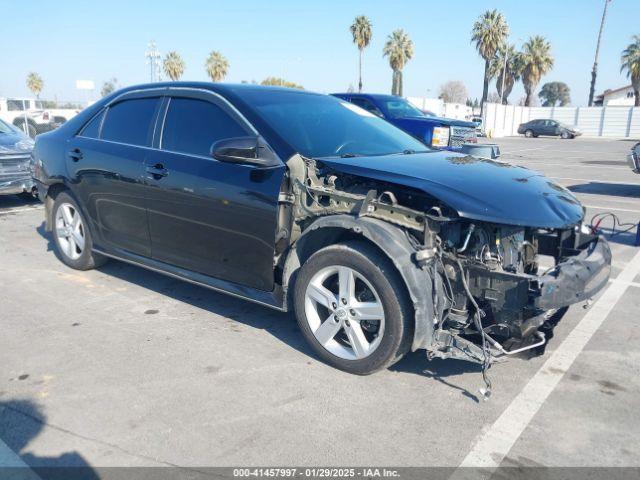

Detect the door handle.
xmin=67 ymin=148 xmax=83 ymax=162
xmin=145 ymin=163 xmax=169 ymax=179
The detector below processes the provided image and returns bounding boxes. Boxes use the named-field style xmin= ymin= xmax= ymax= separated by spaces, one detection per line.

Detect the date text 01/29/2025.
xmin=232 ymin=467 xmax=400 ymax=478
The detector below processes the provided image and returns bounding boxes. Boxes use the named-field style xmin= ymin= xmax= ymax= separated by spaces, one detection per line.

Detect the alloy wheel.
xmin=304 ymin=265 xmax=385 ymax=360
xmin=55 ymin=203 xmax=85 ymax=260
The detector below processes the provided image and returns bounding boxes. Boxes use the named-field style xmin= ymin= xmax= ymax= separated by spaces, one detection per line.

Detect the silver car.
xmin=0 ymin=118 xmax=35 ymax=196
xmin=628 ymin=142 xmax=640 ymax=174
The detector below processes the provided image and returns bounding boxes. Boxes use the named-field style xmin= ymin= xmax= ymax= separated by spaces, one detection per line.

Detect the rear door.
xmin=144 ymin=90 xmax=285 ymax=291
xmin=67 ymin=92 xmax=163 ymax=257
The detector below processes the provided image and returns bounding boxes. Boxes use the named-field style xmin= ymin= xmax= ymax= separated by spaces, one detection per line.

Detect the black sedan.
xmin=517 ymin=119 xmax=582 ymax=139
xmin=31 ymin=83 xmax=610 ymax=388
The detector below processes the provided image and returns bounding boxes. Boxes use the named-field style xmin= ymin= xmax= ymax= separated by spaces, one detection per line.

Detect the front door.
xmin=144 ymin=92 xmax=285 ymax=291
xmin=67 ymin=95 xmax=163 ymax=257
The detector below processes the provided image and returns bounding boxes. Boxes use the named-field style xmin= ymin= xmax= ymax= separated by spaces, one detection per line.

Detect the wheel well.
xmin=43 ymin=183 xmax=69 ymax=231
xmin=282 ymin=224 xmax=415 ymax=339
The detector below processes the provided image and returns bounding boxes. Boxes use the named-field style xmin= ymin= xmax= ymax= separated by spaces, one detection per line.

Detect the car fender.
xmin=282 ymin=214 xmax=436 ymax=351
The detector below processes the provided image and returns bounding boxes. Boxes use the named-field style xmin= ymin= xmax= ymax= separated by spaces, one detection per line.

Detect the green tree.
xmin=205 ymin=51 xmax=229 ymax=82
xmin=101 ymin=78 xmax=118 ymax=97
xmin=164 ymin=51 xmax=186 ymax=81
xmin=350 ymin=15 xmax=373 ymax=93
xmin=520 ymin=36 xmax=554 ymax=106
xmin=621 ymin=35 xmax=640 ymax=107
xmin=383 ymin=29 xmax=414 ymax=96
xmin=260 ymin=77 xmax=304 ymax=89
xmin=489 ymin=44 xmax=522 ymax=104
xmin=538 ymin=81 xmax=571 ymax=106
xmin=26 ymin=72 xmax=44 ymax=99
xmin=471 ymin=10 xmax=509 ymax=113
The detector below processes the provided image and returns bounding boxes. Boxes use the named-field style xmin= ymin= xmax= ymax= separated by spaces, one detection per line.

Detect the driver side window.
xmin=161 ymin=97 xmax=249 ymax=157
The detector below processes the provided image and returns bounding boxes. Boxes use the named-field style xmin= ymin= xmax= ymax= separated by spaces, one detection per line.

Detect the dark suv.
xmin=517 ymin=119 xmax=582 ymax=139
xmin=32 ymin=83 xmax=610 ymax=388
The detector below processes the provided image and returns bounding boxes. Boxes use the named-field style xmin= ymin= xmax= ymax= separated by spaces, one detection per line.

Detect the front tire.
xmin=52 ymin=192 xmax=107 ymax=270
xmin=294 ymin=241 xmax=412 ymax=375
xmin=561 ymin=131 xmax=571 ymax=139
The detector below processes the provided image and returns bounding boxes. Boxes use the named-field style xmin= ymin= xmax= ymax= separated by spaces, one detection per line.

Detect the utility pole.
xmin=588 ymin=0 xmax=611 ymax=106
xmin=145 ymin=41 xmax=162 ymax=83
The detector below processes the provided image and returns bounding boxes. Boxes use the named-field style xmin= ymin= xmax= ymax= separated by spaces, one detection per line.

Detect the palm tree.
xmin=350 ymin=15 xmax=372 ymax=93
xmin=26 ymin=72 xmax=44 ymax=99
xmin=205 ymin=51 xmax=229 ymax=82
xmin=471 ymin=10 xmax=509 ymax=114
xmin=489 ymin=44 xmax=522 ymax=104
xmin=382 ymin=29 xmax=414 ymax=96
xmin=621 ymin=35 xmax=640 ymax=107
xmin=163 ymin=51 xmax=186 ymax=81
xmin=520 ymin=36 xmax=554 ymax=106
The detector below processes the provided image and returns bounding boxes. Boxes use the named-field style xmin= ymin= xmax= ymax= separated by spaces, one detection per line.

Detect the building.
xmin=594 ymin=84 xmax=636 ymax=106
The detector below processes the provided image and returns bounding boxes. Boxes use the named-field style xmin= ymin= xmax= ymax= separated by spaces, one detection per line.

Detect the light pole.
xmin=145 ymin=41 xmax=162 ymax=83
xmin=588 ymin=0 xmax=611 ymax=106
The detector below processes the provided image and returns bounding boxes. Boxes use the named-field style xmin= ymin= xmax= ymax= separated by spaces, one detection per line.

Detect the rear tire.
xmin=524 ymin=129 xmax=534 ymax=138
xmin=51 ymin=192 xmax=107 ymax=270
xmin=294 ymin=240 xmax=412 ymax=375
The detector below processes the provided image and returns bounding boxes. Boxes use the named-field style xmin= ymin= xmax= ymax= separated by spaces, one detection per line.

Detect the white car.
xmin=0 ymin=97 xmax=56 ymax=138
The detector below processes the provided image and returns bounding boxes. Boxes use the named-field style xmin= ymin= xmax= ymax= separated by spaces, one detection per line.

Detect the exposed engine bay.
xmin=280 ymin=155 xmax=612 ymax=398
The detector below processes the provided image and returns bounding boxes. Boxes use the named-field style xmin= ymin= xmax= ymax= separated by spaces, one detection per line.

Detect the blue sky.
xmin=0 ymin=0 xmax=638 ymax=105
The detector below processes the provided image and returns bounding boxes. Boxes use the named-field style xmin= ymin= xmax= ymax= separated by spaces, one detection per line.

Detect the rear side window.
xmin=161 ymin=98 xmax=248 ymax=157
xmin=79 ymin=110 xmax=105 ymax=139
xmin=101 ymin=98 xmax=159 ymax=146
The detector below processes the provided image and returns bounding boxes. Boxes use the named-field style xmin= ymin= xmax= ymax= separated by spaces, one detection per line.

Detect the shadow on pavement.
xmin=0 ymin=193 xmax=40 ymax=210
xmin=34 ymin=221 xmax=315 ymax=361
xmin=0 ymin=399 xmax=99 ymax=478
xmin=391 ymin=353 xmax=481 ymax=403
xmin=568 ymin=182 xmax=640 ymax=198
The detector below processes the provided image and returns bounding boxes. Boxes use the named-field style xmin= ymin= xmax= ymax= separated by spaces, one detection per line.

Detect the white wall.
xmin=482 ymin=102 xmax=640 ymax=138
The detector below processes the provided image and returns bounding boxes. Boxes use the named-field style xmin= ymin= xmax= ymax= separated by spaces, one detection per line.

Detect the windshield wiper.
xmin=339 ymin=153 xmax=358 ymax=158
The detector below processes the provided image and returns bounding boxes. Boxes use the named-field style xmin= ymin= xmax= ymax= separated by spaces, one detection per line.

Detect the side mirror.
xmin=211 ymin=136 xmax=279 ymax=167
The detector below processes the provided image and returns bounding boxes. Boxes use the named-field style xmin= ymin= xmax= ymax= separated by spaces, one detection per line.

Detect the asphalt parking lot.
xmin=1 ymin=136 xmax=639 ymax=474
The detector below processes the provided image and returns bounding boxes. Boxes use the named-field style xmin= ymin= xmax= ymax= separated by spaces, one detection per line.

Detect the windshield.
xmin=382 ymin=98 xmax=426 ymax=119
xmin=241 ymin=91 xmax=428 ymax=158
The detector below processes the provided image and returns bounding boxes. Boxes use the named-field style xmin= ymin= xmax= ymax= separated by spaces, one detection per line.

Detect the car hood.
xmin=0 ymin=132 xmax=34 ymax=155
xmin=319 ymin=151 xmax=584 ymax=229
xmin=401 ymin=116 xmax=477 ymax=128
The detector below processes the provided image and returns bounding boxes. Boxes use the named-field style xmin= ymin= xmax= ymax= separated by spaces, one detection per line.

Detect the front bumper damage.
xmin=428 ymin=232 xmax=611 ymax=364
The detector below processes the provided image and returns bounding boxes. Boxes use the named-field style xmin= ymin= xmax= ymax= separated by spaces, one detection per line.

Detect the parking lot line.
xmin=456 ymin=248 xmax=640 ymax=470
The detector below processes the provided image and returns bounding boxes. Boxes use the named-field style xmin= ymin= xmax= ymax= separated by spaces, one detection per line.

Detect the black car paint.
xmin=34 ymin=82 xmax=589 ymax=311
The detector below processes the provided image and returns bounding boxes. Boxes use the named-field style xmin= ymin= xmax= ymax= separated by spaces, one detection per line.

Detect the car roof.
xmin=331 ymin=93 xmax=401 ymax=102
xmin=110 ymin=81 xmax=324 ymax=100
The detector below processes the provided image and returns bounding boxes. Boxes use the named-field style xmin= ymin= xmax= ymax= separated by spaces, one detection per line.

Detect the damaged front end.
xmin=283 ymin=155 xmax=612 ymax=396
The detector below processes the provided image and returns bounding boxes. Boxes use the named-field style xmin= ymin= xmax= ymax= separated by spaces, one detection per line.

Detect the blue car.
xmin=332 ymin=93 xmax=477 ymax=151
